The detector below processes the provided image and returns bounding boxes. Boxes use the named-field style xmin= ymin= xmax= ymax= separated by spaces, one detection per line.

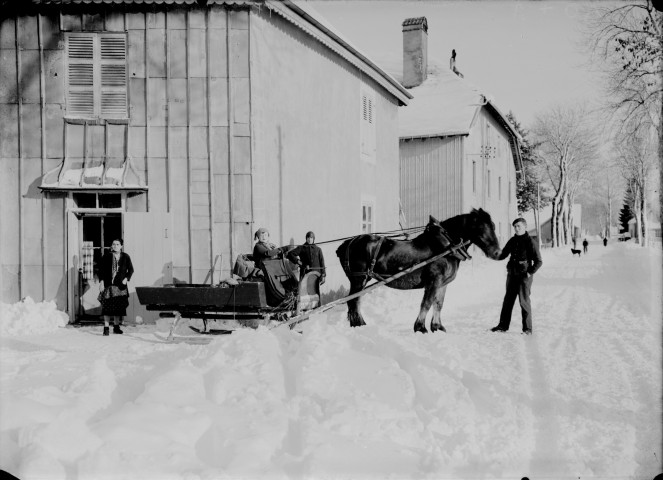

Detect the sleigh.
xmin=136 ymin=254 xmax=321 ymax=341
xmin=137 ymin=230 xmax=474 ymax=342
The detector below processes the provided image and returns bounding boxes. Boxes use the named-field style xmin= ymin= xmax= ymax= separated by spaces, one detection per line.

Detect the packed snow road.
xmin=1 ymin=241 xmax=661 ymax=480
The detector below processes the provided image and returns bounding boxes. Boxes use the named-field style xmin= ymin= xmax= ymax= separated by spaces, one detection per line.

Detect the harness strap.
xmin=367 ymin=236 xmax=385 ymax=280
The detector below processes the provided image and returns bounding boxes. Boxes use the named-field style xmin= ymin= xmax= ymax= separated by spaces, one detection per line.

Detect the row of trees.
xmin=512 ymin=1 xmax=661 ymax=248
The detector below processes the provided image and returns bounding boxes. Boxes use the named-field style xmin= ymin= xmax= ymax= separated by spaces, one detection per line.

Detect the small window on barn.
xmin=361 ymin=202 xmax=374 ymax=234
xmin=66 ymin=33 xmax=128 ymax=119
xmin=360 ymin=88 xmax=376 ymax=162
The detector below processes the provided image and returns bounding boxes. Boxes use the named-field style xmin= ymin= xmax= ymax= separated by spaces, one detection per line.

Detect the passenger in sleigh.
xmin=287 ymin=231 xmax=326 ymax=285
xmin=252 ymin=227 xmax=283 ymax=270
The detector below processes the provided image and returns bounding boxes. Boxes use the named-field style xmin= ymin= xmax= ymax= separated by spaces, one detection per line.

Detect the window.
xmin=487 ymin=169 xmax=491 ymax=197
xmin=360 ymin=89 xmax=376 ymax=161
xmin=361 ymin=202 xmax=374 ymax=234
xmin=74 ymin=192 xmax=122 ymax=209
xmin=509 ymin=181 xmax=512 ymax=204
xmin=498 ymin=176 xmax=502 ymax=200
xmin=472 ymin=160 xmax=476 ymax=193
xmin=66 ymin=33 xmax=128 ymax=119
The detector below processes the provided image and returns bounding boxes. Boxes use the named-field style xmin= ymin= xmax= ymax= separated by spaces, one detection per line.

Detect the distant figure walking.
xmin=583 ymin=238 xmax=589 ymax=254
xmin=603 ymin=238 xmax=608 ymax=247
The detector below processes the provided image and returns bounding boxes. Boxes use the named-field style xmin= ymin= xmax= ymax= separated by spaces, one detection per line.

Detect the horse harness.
xmin=341 ymin=226 xmax=471 ymax=288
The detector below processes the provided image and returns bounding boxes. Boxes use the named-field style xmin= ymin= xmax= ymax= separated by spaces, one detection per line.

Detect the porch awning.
xmin=39 ymin=156 xmax=147 ymax=191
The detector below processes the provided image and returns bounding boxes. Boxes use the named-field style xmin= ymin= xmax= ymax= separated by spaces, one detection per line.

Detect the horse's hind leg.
xmin=347 ymin=279 xmax=367 ymax=327
xmin=429 ymin=285 xmax=448 ymax=333
xmin=414 ymin=284 xmax=436 ymax=334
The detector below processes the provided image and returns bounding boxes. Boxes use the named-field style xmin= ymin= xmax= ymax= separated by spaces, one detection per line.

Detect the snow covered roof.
xmin=397 ymin=63 xmax=484 ymax=139
xmin=367 ymin=51 xmax=522 ymax=171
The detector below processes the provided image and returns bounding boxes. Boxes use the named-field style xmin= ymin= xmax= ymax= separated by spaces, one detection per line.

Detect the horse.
xmin=335 ymin=208 xmax=502 ymax=333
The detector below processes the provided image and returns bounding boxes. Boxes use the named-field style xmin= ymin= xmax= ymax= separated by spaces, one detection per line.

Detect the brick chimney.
xmin=402 ymin=17 xmax=428 ymax=88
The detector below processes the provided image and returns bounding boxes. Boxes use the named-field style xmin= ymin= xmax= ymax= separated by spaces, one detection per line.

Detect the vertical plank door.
xmin=124 ymin=212 xmax=173 ymax=324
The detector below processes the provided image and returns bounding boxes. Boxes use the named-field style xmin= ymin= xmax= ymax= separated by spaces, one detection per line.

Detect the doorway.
xmin=77 ymin=213 xmax=123 ymax=323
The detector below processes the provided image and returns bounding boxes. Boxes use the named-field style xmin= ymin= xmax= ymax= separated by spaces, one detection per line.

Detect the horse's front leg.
xmin=429 ymin=284 xmax=448 ymax=333
xmin=347 ymin=278 xmax=367 ymax=327
xmin=413 ymin=283 xmax=437 ymax=334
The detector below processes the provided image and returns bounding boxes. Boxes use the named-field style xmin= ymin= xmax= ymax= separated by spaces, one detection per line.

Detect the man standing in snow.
xmin=491 ymin=218 xmax=542 ymax=335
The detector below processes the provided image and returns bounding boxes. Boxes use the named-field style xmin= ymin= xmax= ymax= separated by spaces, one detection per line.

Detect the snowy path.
xmin=1 ymin=242 xmax=661 ymax=480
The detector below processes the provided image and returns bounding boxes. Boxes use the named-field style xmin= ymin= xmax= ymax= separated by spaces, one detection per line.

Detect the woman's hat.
xmin=254 ymin=228 xmax=269 ymax=240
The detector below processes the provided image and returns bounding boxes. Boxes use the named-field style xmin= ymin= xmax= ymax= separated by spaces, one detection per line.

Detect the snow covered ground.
xmin=1 ymin=241 xmax=662 ymax=480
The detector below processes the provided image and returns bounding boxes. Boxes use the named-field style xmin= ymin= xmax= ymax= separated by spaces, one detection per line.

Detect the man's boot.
xmin=103 ymin=326 xmax=110 ymax=336
xmin=113 ymin=325 xmax=123 ymax=334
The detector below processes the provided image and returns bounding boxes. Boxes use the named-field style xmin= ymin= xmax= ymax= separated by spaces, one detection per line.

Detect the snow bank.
xmin=0 ymin=297 xmax=68 ymax=336
xmin=1 ymin=244 xmax=661 ymax=479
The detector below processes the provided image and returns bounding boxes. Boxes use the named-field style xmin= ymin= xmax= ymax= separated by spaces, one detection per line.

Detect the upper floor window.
xmin=66 ymin=33 xmax=128 ymax=119
xmin=360 ymin=88 xmax=376 ymax=162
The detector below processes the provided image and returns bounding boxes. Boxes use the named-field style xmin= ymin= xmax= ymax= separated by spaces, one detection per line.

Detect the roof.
xmin=15 ymin=0 xmax=412 ymax=106
xmin=21 ymin=0 xmax=251 ymax=4
xmin=274 ymin=1 xmax=412 ymax=105
xmin=388 ymin=59 xmax=522 ymax=171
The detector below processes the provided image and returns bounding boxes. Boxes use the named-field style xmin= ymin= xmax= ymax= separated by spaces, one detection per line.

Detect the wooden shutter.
xmin=360 ymin=90 xmax=376 ymax=158
xmin=66 ymin=33 xmax=127 ymax=119
xmin=66 ymin=34 xmax=95 ymax=117
xmin=100 ymin=34 xmax=127 ymax=118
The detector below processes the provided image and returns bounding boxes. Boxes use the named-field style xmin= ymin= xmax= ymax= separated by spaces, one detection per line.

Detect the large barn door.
xmin=123 ymin=212 xmax=173 ymax=324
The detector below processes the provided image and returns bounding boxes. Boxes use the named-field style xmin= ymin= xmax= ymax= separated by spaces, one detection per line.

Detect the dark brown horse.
xmin=336 ymin=209 xmax=502 ymax=333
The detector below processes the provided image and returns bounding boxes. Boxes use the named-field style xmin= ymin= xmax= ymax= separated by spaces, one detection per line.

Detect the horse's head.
xmin=466 ymin=209 xmax=502 ymax=259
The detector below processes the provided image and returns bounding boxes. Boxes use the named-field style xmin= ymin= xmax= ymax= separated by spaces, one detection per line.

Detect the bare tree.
xmin=616 ymin=131 xmax=657 ymax=246
xmin=585 ymin=1 xmax=662 ymax=239
xmin=586 ymin=1 xmax=662 ymax=134
xmin=532 ymin=106 xmax=599 ymax=247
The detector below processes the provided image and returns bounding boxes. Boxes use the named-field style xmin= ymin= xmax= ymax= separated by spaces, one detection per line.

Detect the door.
xmin=124 ymin=212 xmax=173 ymax=324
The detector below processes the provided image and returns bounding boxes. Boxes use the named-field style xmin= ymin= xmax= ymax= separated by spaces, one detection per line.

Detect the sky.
xmin=2 ymin=241 xmax=661 ymax=479
xmin=307 ymin=0 xmax=606 ymax=127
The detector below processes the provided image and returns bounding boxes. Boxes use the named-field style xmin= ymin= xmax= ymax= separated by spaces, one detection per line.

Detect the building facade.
xmin=0 ymin=0 xmax=411 ymax=323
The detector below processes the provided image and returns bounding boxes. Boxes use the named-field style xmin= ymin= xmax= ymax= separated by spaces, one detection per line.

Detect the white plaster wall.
xmin=250 ymin=10 xmax=401 ymax=289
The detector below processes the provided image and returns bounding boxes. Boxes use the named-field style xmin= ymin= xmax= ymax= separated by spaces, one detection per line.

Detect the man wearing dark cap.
xmin=491 ymin=217 xmax=542 ymax=335
xmin=287 ymin=231 xmax=326 ymax=284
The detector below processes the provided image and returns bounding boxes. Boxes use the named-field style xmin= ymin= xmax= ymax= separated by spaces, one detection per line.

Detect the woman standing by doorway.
xmin=99 ymin=239 xmax=134 ymax=335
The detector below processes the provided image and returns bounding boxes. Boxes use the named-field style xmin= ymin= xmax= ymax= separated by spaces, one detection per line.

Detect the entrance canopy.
xmin=39 ymin=157 xmax=147 ymax=192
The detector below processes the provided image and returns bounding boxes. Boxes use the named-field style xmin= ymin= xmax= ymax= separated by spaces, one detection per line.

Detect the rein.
xmin=315 ymin=225 xmax=426 ymax=246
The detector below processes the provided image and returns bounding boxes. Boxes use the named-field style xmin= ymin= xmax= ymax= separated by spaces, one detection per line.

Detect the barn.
xmin=0 ymin=0 xmax=412 ymax=324
xmin=396 ymin=17 xmax=523 ymax=247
